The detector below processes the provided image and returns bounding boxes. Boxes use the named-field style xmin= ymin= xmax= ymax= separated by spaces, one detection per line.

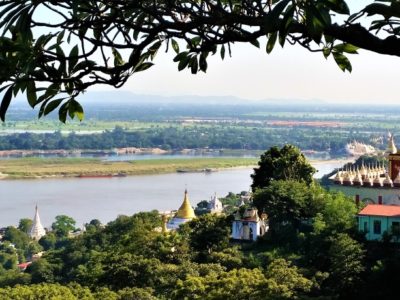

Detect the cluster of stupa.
xmin=333 ymin=163 xmax=400 ymax=188
xmin=345 ymin=140 xmax=377 ymax=156
xmin=333 ymin=133 xmax=400 ymax=188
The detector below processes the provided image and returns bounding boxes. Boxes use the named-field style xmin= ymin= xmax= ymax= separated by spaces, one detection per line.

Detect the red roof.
xmin=17 ymin=262 xmax=32 ymax=270
xmin=358 ymin=204 xmax=400 ymax=217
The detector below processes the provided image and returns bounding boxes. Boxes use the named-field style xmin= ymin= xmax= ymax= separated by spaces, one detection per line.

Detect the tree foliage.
xmin=251 ymin=144 xmax=316 ymax=191
xmin=51 ymin=215 xmax=76 ymax=237
xmin=1 ymin=0 xmax=400 ymax=121
xmin=253 ymin=180 xmax=324 ymax=230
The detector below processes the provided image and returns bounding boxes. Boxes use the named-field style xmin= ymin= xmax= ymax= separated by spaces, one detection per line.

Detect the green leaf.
xmin=44 ymin=98 xmax=64 ymax=116
xmin=58 ymin=102 xmax=69 ymax=123
xmin=36 ymin=83 xmax=60 ymax=105
xmin=68 ymin=45 xmax=79 ymax=73
xmin=171 ymin=39 xmax=179 ymax=54
xmin=26 ymin=81 xmax=37 ymax=108
xmin=333 ymin=52 xmax=352 ymax=72
xmin=278 ymin=5 xmax=295 ymax=47
xmin=334 ymin=43 xmax=359 ymax=54
xmin=148 ymin=41 xmax=162 ymax=60
xmin=68 ymin=98 xmax=84 ymax=121
xmin=199 ymin=54 xmax=207 ymax=72
xmin=57 ymin=30 xmax=65 ymax=45
xmin=322 ymin=47 xmax=331 ymax=59
xmin=0 ymin=85 xmax=13 ymax=122
xmin=178 ymin=55 xmax=190 ymax=71
xmin=220 ymin=45 xmax=225 ymax=60
xmin=191 ymin=37 xmax=201 ymax=47
xmin=173 ymin=52 xmax=188 ymax=63
xmin=112 ymin=48 xmax=124 ymax=67
xmin=250 ymin=39 xmax=260 ymax=48
xmin=266 ymin=32 xmax=278 ymax=54
xmin=134 ymin=62 xmax=154 ymax=72
xmin=264 ymin=0 xmax=290 ymax=33
xmin=190 ymin=56 xmax=198 ymax=74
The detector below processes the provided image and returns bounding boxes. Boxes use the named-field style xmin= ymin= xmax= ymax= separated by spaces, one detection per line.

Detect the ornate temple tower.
xmin=387 ymin=134 xmax=400 ymax=180
xmin=29 ymin=205 xmax=46 ymax=240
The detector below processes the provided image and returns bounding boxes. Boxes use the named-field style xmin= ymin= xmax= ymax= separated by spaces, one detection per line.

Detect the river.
xmin=0 ymin=160 xmax=346 ymax=227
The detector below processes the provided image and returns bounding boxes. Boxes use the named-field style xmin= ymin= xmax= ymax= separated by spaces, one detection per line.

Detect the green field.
xmin=0 ymin=157 xmax=257 ymax=179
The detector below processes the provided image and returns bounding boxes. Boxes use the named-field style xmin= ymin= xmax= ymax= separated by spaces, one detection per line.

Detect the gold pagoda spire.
xmin=175 ymin=189 xmax=196 ymax=219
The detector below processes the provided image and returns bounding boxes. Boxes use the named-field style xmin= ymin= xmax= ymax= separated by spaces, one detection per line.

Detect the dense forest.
xmin=0 ymin=147 xmax=399 ymax=299
xmin=0 ymin=186 xmax=398 ymax=299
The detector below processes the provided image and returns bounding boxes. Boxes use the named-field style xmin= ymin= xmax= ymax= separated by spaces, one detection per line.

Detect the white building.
xmin=207 ymin=193 xmax=223 ymax=214
xmin=231 ymin=208 xmax=268 ymax=241
xmin=29 ymin=206 xmax=46 ymax=240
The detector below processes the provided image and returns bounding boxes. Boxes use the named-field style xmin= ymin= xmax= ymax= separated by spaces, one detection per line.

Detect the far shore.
xmin=308 ymin=158 xmax=354 ymax=165
xmin=0 ymin=155 xmax=355 ymax=180
xmin=0 ymin=157 xmax=258 ymax=180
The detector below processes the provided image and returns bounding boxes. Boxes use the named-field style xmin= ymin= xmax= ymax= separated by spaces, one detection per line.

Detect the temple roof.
xmin=175 ymin=190 xmax=196 ymax=219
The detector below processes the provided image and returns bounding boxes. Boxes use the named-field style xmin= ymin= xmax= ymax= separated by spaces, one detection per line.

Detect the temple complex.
xmin=329 ymin=134 xmax=400 ymax=242
xmin=330 ymin=134 xmax=400 ymax=205
xmin=166 ymin=189 xmax=196 ymax=230
xmin=29 ymin=206 xmax=46 ymax=240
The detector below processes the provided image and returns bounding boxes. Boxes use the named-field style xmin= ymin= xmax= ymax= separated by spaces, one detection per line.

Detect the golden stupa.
xmin=175 ymin=189 xmax=196 ymax=219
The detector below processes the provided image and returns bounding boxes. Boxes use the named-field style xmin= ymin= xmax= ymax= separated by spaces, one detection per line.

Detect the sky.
xmin=119 ymin=42 xmax=400 ymax=105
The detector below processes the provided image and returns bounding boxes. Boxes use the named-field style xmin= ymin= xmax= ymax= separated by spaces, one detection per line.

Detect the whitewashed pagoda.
xmin=166 ymin=189 xmax=196 ymax=230
xmin=29 ymin=205 xmax=46 ymax=240
xmin=207 ymin=193 xmax=223 ymax=214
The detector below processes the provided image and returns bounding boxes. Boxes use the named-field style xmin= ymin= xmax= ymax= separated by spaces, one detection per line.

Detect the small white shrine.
xmin=207 ymin=193 xmax=223 ymax=214
xmin=231 ymin=208 xmax=268 ymax=241
xmin=29 ymin=205 xmax=46 ymax=240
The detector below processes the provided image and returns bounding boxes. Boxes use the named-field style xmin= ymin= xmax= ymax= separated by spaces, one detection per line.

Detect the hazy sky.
xmin=120 ymin=43 xmax=399 ymax=104
xmin=114 ymin=1 xmax=400 ymax=105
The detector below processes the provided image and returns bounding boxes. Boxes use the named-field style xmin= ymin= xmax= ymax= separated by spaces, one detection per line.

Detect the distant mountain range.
xmin=10 ymin=90 xmax=395 ymax=110
xmin=69 ymin=90 xmax=328 ymax=106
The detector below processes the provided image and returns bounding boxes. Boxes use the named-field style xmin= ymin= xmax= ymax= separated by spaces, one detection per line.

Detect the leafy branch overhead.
xmin=0 ymin=0 xmax=399 ymax=121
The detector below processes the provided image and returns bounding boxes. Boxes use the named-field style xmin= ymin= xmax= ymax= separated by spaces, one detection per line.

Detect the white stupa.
xmin=29 ymin=206 xmax=46 ymax=240
xmin=207 ymin=193 xmax=223 ymax=214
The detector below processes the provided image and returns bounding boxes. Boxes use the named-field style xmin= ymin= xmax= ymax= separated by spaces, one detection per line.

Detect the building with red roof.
xmin=358 ymin=204 xmax=400 ymax=241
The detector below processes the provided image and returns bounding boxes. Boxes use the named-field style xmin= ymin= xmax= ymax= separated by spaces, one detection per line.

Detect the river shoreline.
xmin=0 ymin=155 xmax=353 ymax=180
xmin=0 ymin=157 xmax=258 ymax=180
